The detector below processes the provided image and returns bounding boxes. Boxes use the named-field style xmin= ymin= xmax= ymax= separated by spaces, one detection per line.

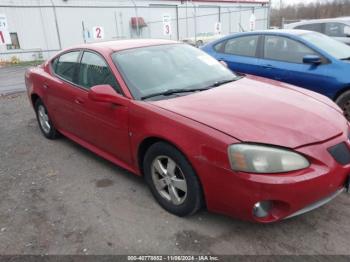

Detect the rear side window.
xmin=78 ymin=51 xmax=121 ymax=92
xmin=295 ymin=23 xmax=323 ymax=33
xmin=214 ymin=41 xmax=225 ymax=52
xmin=223 ymin=35 xmax=259 ymax=57
xmin=53 ymin=51 xmax=80 ymax=82
xmin=264 ymin=35 xmax=317 ymax=64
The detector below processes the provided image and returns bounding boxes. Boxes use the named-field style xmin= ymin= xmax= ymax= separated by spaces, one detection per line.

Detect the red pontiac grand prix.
xmin=25 ymin=39 xmax=350 ymax=223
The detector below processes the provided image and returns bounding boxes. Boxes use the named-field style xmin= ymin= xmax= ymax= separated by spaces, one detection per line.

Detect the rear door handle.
xmin=43 ymin=83 xmax=49 ymax=89
xmin=74 ymin=97 xmax=85 ymax=105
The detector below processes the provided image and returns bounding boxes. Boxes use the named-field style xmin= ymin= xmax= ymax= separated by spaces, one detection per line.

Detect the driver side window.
xmin=78 ymin=51 xmax=121 ymax=93
xmin=264 ymin=35 xmax=317 ymax=64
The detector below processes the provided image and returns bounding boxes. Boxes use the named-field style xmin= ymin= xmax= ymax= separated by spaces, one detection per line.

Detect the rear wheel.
xmin=143 ymin=142 xmax=203 ymax=216
xmin=35 ymin=99 xmax=59 ymax=139
xmin=336 ymin=90 xmax=350 ymax=121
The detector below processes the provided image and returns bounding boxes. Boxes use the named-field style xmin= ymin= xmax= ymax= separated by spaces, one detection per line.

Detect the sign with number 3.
xmin=93 ymin=26 xmax=104 ymax=40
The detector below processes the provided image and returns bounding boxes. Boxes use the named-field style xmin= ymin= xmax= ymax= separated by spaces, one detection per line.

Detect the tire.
xmin=143 ymin=142 xmax=203 ymax=217
xmin=34 ymin=99 xmax=59 ymax=139
xmin=335 ymin=90 xmax=350 ymax=121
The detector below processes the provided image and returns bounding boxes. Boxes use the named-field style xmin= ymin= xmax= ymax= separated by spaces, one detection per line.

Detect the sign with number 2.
xmin=92 ymin=26 xmax=104 ymax=40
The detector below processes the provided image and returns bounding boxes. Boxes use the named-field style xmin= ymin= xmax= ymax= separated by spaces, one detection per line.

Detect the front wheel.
xmin=336 ymin=90 xmax=350 ymax=121
xmin=143 ymin=142 xmax=203 ymax=216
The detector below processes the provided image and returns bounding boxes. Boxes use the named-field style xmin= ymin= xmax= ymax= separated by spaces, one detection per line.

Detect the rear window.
xmin=52 ymin=51 xmax=80 ymax=82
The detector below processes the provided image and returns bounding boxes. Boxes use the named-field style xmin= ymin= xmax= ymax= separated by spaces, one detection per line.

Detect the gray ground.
xmin=0 ymin=71 xmax=350 ymax=255
xmin=0 ymin=66 xmax=28 ymax=95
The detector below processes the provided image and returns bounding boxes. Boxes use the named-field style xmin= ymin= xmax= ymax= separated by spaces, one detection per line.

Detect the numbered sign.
xmin=0 ymin=30 xmax=11 ymax=45
xmin=92 ymin=26 xmax=104 ymax=40
xmin=214 ymin=22 xmax=221 ymax=34
xmin=162 ymin=14 xmax=172 ymax=36
xmin=0 ymin=14 xmax=8 ymax=31
xmin=249 ymin=14 xmax=256 ymax=31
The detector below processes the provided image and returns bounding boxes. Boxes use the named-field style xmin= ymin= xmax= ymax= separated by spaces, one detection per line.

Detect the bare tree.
xmin=270 ymin=0 xmax=350 ymax=27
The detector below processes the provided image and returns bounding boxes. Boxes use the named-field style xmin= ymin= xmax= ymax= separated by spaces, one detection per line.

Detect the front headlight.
xmin=228 ymin=144 xmax=310 ymax=173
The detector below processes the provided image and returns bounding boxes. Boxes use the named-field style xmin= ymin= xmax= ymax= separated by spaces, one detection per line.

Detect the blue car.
xmin=201 ymin=29 xmax=350 ymax=119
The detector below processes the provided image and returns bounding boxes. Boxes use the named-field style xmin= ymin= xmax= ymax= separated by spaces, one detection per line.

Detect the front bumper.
xmin=285 ymin=187 xmax=345 ymax=219
xmin=194 ymin=133 xmax=350 ymax=223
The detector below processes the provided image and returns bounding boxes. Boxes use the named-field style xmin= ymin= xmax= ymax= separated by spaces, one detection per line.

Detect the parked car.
xmin=182 ymin=32 xmax=224 ymax=47
xmin=201 ymin=30 xmax=350 ymax=119
xmin=25 ymin=39 xmax=349 ymax=223
xmin=285 ymin=17 xmax=350 ymax=45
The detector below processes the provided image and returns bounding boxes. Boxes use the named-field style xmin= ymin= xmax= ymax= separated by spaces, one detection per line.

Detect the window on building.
xmin=78 ymin=51 xmax=121 ymax=92
xmin=264 ymin=35 xmax=317 ymax=64
xmin=6 ymin=32 xmax=20 ymax=50
xmin=53 ymin=51 xmax=80 ymax=83
xmin=223 ymin=35 xmax=259 ymax=57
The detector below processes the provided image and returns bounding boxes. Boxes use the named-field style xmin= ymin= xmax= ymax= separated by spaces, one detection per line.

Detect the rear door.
xmin=46 ymin=50 xmax=81 ymax=133
xmin=212 ymin=35 xmax=262 ymax=75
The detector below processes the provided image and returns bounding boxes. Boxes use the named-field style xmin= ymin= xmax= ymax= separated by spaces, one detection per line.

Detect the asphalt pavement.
xmin=0 ymin=77 xmax=350 ymax=255
xmin=0 ymin=66 xmax=28 ymax=95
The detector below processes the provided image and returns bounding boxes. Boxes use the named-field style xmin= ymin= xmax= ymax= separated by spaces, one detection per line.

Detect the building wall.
xmin=0 ymin=0 xmax=269 ymax=61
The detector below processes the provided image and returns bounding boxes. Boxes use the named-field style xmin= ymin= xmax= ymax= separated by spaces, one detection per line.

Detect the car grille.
xmin=328 ymin=142 xmax=350 ymax=165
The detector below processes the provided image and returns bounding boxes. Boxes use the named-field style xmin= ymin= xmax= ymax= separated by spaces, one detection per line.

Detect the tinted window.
xmin=223 ymin=35 xmax=259 ymax=57
xmin=264 ymin=35 xmax=316 ymax=63
xmin=295 ymin=23 xmax=323 ymax=33
xmin=78 ymin=52 xmax=120 ymax=92
xmin=214 ymin=41 xmax=225 ymax=52
xmin=53 ymin=51 xmax=80 ymax=82
xmin=325 ymin=22 xmax=350 ymax=37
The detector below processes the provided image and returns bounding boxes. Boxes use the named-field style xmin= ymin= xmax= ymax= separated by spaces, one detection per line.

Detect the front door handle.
xmin=74 ymin=97 xmax=85 ymax=105
xmin=262 ymin=64 xmax=274 ymax=70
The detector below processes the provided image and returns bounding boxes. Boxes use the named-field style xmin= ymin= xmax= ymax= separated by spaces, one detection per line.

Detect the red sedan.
xmin=25 ymin=39 xmax=350 ymax=223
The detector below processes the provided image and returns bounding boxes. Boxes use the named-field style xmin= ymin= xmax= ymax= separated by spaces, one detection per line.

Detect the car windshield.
xmin=301 ymin=32 xmax=350 ymax=60
xmin=112 ymin=44 xmax=237 ymax=100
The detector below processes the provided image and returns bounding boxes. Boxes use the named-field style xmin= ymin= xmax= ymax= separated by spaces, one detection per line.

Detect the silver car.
xmin=285 ymin=17 xmax=350 ymax=45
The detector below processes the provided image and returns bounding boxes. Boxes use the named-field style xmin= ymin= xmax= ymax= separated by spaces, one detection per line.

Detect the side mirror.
xmin=88 ymin=84 xmax=126 ymax=105
xmin=303 ymin=55 xmax=322 ymax=65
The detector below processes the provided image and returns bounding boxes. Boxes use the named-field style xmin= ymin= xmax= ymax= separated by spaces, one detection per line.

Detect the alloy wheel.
xmin=37 ymin=105 xmax=51 ymax=134
xmin=151 ymin=156 xmax=187 ymax=205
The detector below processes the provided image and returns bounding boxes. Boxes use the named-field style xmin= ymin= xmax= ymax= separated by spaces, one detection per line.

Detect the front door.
xmin=72 ymin=51 xmax=132 ymax=165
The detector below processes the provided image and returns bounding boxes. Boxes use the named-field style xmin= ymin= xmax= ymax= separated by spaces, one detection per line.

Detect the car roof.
xmin=247 ymin=29 xmax=311 ymax=35
xmin=285 ymin=17 xmax=350 ymax=27
xmin=70 ymin=39 xmax=178 ymax=53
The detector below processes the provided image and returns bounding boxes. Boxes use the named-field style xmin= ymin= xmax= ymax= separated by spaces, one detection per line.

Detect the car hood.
xmin=150 ymin=76 xmax=346 ymax=148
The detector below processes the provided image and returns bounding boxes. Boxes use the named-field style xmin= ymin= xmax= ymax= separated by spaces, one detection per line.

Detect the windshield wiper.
xmin=208 ymin=78 xmax=237 ymax=87
xmin=341 ymin=56 xmax=350 ymax=60
xmin=141 ymin=87 xmax=212 ymax=100
xmin=140 ymin=77 xmax=240 ymax=100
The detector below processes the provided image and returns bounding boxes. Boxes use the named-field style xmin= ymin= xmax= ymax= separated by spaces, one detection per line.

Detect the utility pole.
xmin=130 ymin=0 xmax=139 ymax=38
xmin=50 ymin=0 xmax=62 ymax=49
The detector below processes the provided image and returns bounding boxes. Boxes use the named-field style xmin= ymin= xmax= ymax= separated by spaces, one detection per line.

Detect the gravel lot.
xmin=0 ymin=87 xmax=350 ymax=255
xmin=0 ymin=66 xmax=28 ymax=95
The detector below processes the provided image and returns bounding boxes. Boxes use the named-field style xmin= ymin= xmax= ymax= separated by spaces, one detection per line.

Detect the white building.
xmin=0 ymin=0 xmax=270 ymax=61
